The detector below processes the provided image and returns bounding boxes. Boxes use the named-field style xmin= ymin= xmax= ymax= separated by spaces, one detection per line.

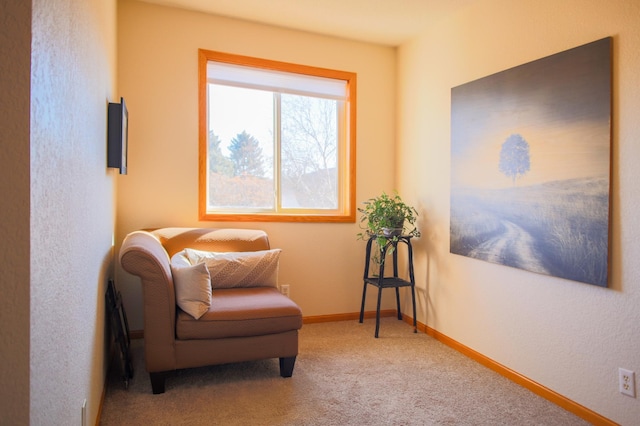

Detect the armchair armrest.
xmin=119 ymin=231 xmax=177 ymax=372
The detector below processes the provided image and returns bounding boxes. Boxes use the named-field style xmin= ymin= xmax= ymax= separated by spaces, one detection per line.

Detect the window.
xmin=198 ymin=49 xmax=356 ymax=222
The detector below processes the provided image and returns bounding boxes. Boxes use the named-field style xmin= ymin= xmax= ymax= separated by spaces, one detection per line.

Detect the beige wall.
xmin=397 ymin=0 xmax=640 ymax=424
xmin=0 ymin=1 xmax=32 ymax=424
xmin=116 ymin=0 xmax=398 ymax=329
xmin=29 ymin=0 xmax=118 ymax=424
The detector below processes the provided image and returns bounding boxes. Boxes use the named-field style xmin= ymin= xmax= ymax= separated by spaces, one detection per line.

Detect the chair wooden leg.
xmin=150 ymin=372 xmax=166 ymax=394
xmin=279 ymin=356 xmax=296 ymax=377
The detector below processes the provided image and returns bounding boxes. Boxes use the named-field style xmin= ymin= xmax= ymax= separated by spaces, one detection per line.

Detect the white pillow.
xmin=170 ymin=253 xmax=212 ymax=320
xmin=184 ymin=248 xmax=281 ymax=289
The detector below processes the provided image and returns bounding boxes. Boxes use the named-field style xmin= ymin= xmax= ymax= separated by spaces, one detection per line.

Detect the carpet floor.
xmin=100 ymin=318 xmax=590 ymax=425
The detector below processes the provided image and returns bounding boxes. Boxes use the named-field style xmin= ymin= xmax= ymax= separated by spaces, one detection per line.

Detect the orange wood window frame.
xmin=198 ymin=49 xmax=357 ymax=223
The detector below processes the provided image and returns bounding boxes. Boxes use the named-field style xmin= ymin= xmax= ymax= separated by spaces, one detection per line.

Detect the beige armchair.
xmin=119 ymin=227 xmax=303 ymax=394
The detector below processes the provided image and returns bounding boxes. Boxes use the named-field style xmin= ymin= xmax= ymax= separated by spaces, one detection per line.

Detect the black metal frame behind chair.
xmin=106 ymin=279 xmax=134 ymax=388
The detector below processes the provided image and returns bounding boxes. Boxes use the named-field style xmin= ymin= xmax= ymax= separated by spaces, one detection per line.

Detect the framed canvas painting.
xmin=450 ymin=37 xmax=612 ymax=287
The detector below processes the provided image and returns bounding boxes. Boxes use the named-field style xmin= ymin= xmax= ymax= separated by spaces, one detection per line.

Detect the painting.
xmin=450 ymin=37 xmax=612 ymax=287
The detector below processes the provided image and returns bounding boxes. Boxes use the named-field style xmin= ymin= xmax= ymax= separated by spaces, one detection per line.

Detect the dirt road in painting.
xmin=469 ymin=221 xmax=549 ymax=274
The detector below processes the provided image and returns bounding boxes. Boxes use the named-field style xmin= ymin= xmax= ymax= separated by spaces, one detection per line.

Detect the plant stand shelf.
xmin=359 ymin=235 xmax=417 ymax=338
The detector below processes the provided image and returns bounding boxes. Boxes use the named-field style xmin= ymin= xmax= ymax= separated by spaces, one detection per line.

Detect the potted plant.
xmin=357 ymin=192 xmax=421 ymax=255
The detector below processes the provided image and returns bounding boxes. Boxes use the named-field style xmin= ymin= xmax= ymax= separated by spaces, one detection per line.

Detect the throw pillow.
xmin=170 ymin=254 xmax=212 ymax=320
xmin=184 ymin=248 xmax=281 ymax=289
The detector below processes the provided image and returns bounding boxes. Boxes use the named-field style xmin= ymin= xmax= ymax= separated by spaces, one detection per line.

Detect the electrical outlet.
xmin=619 ymin=368 xmax=636 ymax=398
xmin=280 ymin=284 xmax=290 ymax=298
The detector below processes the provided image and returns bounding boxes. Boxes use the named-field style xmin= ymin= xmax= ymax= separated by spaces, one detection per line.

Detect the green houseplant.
xmin=357 ymin=192 xmax=421 ymax=256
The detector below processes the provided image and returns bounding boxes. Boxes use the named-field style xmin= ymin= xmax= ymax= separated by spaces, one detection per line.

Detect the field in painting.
xmin=450 ymin=177 xmax=609 ymax=286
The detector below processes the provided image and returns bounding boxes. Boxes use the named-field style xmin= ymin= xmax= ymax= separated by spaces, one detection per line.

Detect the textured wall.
xmin=397 ymin=0 xmax=640 ymax=424
xmin=30 ymin=0 xmax=117 ymax=424
xmin=0 ymin=0 xmax=31 ymax=424
xmin=116 ymin=0 xmax=398 ymax=330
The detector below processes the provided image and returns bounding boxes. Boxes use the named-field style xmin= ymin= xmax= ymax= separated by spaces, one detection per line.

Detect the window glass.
xmin=208 ymin=85 xmax=274 ymax=210
xmin=281 ymin=93 xmax=339 ymax=209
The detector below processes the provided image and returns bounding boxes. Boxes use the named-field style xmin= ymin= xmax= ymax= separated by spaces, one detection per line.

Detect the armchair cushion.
xmin=176 ymin=287 xmax=302 ymax=340
xmin=184 ymin=248 xmax=281 ymax=289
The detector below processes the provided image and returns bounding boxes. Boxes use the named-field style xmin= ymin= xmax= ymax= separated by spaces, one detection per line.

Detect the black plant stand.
xmin=106 ymin=279 xmax=134 ymax=388
xmin=359 ymin=235 xmax=417 ymax=338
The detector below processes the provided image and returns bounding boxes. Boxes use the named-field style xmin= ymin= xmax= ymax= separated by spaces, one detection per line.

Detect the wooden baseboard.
xmin=129 ymin=310 xmax=396 ymax=335
xmin=302 ymin=310 xmax=396 ymax=324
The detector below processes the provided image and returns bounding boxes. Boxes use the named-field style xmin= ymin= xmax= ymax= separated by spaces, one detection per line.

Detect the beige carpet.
xmin=100 ymin=318 xmax=589 ymax=425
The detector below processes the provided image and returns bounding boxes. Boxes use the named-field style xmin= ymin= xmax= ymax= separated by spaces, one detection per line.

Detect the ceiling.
xmin=137 ymin=0 xmax=472 ymax=46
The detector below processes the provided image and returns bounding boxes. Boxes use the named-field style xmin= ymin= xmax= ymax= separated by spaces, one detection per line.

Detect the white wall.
xmin=30 ymin=0 xmax=118 ymax=424
xmin=117 ymin=0 xmax=398 ymax=330
xmin=0 ymin=1 xmax=31 ymax=424
xmin=397 ymin=0 xmax=640 ymax=424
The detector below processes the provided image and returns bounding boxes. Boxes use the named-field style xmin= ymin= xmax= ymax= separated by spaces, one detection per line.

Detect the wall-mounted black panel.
xmin=108 ymin=97 xmax=128 ymax=175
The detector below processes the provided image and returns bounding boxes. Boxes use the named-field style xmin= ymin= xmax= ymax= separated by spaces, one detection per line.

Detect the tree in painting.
xmin=499 ymin=133 xmax=530 ymax=184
